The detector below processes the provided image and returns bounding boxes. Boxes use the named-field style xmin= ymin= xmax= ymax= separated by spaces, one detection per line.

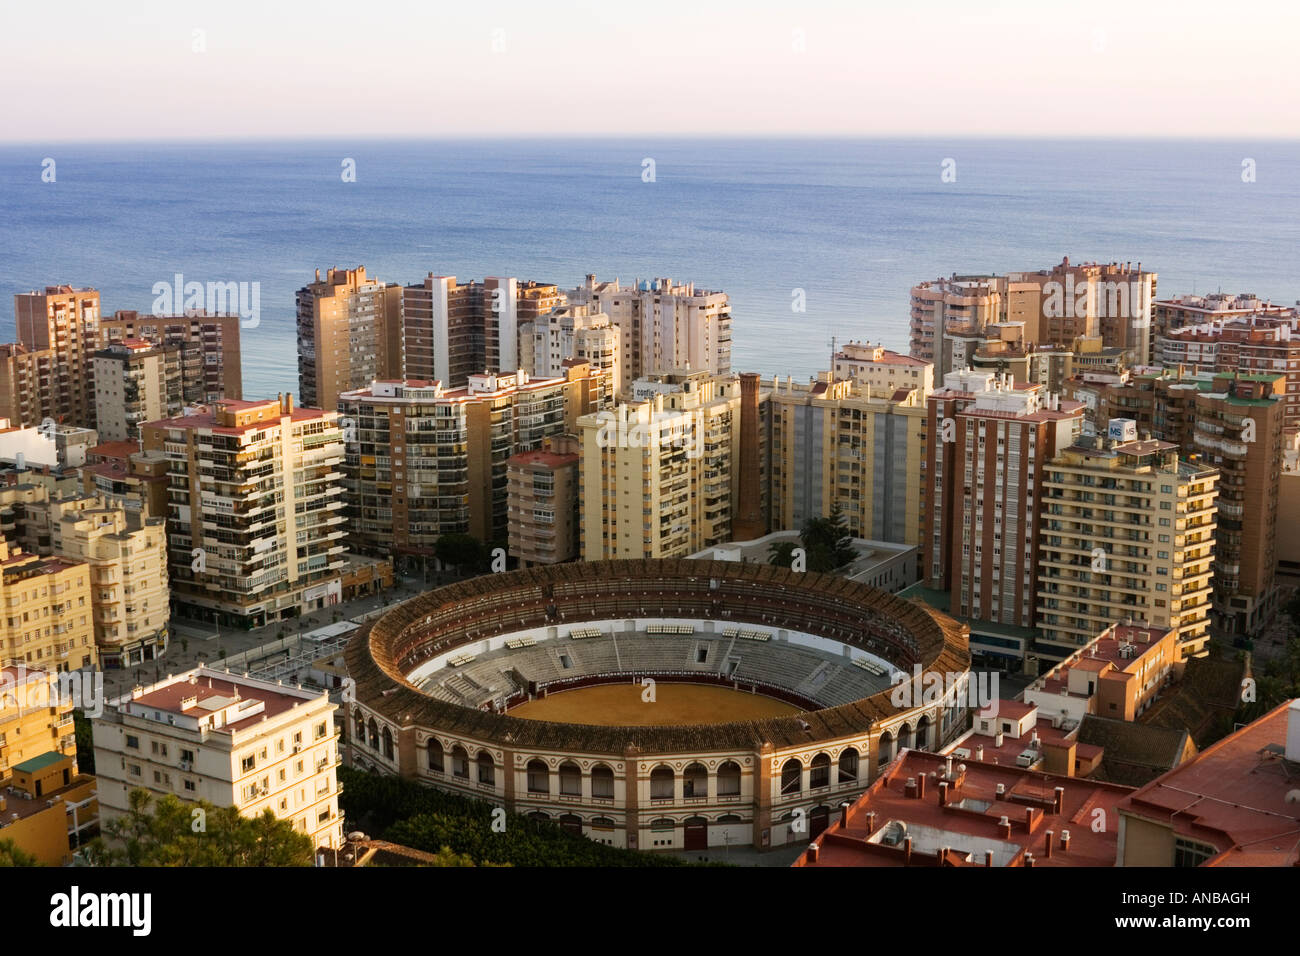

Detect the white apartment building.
xmin=92 ymin=667 xmax=343 ymax=851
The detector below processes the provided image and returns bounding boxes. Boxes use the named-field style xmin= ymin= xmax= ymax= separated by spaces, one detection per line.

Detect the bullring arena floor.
xmin=507 ymin=682 xmax=801 ymax=726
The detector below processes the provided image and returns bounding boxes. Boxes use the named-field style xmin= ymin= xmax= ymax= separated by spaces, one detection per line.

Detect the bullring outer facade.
xmin=345 ymin=559 xmax=971 ymax=851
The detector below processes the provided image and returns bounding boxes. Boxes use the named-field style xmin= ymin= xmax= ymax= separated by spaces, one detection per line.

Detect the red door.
xmin=684 ymin=817 xmax=708 ymax=850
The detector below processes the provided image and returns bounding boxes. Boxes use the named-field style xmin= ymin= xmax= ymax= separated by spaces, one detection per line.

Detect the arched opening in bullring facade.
xmin=780 ymin=758 xmax=802 ymax=796
xmin=381 ymin=726 xmax=394 ymax=761
xmin=559 ymin=813 xmax=582 ymax=835
xmin=683 ymin=762 xmax=708 ymax=799
xmin=898 ymin=723 xmax=914 ymax=752
xmin=915 ymin=714 xmax=932 ymax=752
xmin=591 ymin=763 xmax=615 ymax=799
xmin=838 ymin=747 xmax=859 ymax=784
xmin=809 ymin=805 xmax=831 ymax=840
xmin=451 ymin=745 xmax=469 ymax=779
xmin=477 ymin=751 xmax=495 ymax=786
xmin=367 ymin=718 xmax=379 ymax=750
xmin=427 ymin=738 xmax=444 ymax=773
xmin=650 ymin=766 xmax=675 ymax=800
xmin=809 ymin=753 xmax=831 ymax=790
xmin=717 ymin=760 xmax=741 ymax=797
xmin=353 ymin=710 xmax=364 ymax=743
xmin=527 ymin=759 xmax=550 ymax=794
xmin=877 ymin=731 xmax=894 ymax=772
xmin=558 ymin=761 xmax=582 ymax=797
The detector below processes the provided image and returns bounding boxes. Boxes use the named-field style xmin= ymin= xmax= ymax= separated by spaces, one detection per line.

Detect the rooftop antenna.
xmin=828 ymin=334 xmax=838 ymax=373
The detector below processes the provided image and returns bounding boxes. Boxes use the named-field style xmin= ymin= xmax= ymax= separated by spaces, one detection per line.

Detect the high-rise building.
xmin=569 ymin=275 xmax=732 ymax=389
xmin=911 ymin=259 xmax=1157 ymax=373
xmin=506 ymin=435 xmax=581 ymax=567
xmin=1037 ymin=427 xmax=1219 ymax=660
xmin=100 ymin=310 xmax=243 ymax=404
xmin=1193 ymin=373 xmax=1285 ymax=635
xmin=765 ymin=372 xmax=927 ymax=545
xmin=92 ymin=340 xmax=183 ymax=442
xmin=0 ymin=539 xmax=93 ymax=671
xmin=339 ymin=366 xmax=605 ymax=558
xmin=402 ymin=275 xmax=564 ymax=389
xmin=577 ymin=371 xmax=740 ymax=560
xmin=13 ymin=286 xmax=101 ymax=428
xmin=0 ymin=485 xmax=169 ymax=668
xmin=922 ymin=369 xmax=1084 ymax=632
xmin=295 ymin=267 xmax=402 ymax=411
xmin=140 ymin=394 xmax=348 ymax=629
xmin=0 ymin=344 xmax=60 ymax=428
xmin=519 ymin=303 xmax=622 ymax=400
xmin=92 ymin=667 xmax=344 ymax=852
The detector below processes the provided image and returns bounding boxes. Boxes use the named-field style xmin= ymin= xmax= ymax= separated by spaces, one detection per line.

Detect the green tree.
xmin=93 ymin=789 xmax=314 ymax=867
xmin=435 ymin=534 xmax=486 ymax=574
xmin=767 ymin=540 xmax=797 ymax=568
xmin=800 ymin=506 xmax=856 ymax=572
xmin=0 ymin=838 xmax=40 ymax=867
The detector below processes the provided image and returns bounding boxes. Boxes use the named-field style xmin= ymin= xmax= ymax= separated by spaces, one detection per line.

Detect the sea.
xmin=2 ymin=138 xmax=1298 ymax=400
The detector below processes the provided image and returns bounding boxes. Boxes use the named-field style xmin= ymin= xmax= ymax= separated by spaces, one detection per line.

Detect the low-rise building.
xmin=0 ymin=751 xmax=98 ymax=865
xmin=92 ymin=667 xmax=344 ymax=852
xmin=1115 ymin=698 xmax=1300 ymax=866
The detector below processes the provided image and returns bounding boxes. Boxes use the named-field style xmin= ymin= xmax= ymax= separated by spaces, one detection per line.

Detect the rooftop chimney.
xmin=916 ymin=774 xmax=926 ymax=799
xmin=1053 ymin=786 xmax=1065 ymax=815
xmin=975 ymin=745 xmax=984 ymax=762
xmin=1060 ymin=830 xmax=1070 ymax=852
xmin=938 ymin=781 xmax=948 ymax=807
xmin=1044 ymin=830 xmax=1054 ymax=859
xmin=865 ymin=811 xmax=877 ymax=834
xmin=997 ymin=816 xmax=1012 ymax=839
xmin=985 ymin=849 xmax=994 ymax=867
xmin=840 ymin=802 xmax=851 ymax=828
xmin=902 ymin=837 xmax=912 ymax=865
xmin=807 ymin=843 xmax=820 ymax=864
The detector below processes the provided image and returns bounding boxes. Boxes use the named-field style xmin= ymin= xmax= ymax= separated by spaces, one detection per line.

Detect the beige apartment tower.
xmin=141 ymin=394 xmax=348 ymax=628
xmin=13 ymin=286 xmax=101 ymax=428
xmin=92 ymin=340 xmax=182 ymax=442
xmin=766 ymin=372 xmax=926 ymax=545
xmin=296 ymin=267 xmax=402 ymax=411
xmin=1037 ymin=428 xmax=1219 ymax=659
xmin=577 ymin=371 xmax=740 ymax=560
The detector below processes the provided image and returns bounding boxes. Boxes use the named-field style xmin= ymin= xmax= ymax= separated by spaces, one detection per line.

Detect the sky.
xmin=2 ymin=0 xmax=1299 ymax=141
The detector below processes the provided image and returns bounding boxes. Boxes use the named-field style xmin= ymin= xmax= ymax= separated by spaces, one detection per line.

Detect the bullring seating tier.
xmin=411 ymin=630 xmax=892 ymax=711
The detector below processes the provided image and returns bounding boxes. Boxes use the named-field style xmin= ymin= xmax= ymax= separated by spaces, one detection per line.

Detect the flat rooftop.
xmin=795 ymin=749 xmax=1134 ymax=867
xmin=1115 ymin=699 xmax=1300 ymax=866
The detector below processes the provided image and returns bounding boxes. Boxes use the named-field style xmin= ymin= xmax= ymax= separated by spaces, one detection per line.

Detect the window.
xmin=241 ymin=755 xmax=256 ymax=773
xmin=717 ymin=761 xmax=741 ymax=797
xmin=427 ymin=738 xmax=444 ymax=773
xmin=125 ymin=735 xmax=139 ymax=750
xmin=315 ymin=722 xmax=327 ymax=740
xmin=183 ymin=780 xmax=196 ymax=792
xmin=780 ymin=758 xmax=802 ymax=796
xmin=1174 ymin=836 xmax=1217 ymax=868
xmin=477 ymin=752 xmax=495 ymax=786
xmin=809 ymin=753 xmax=831 ymax=789
xmin=591 ymin=764 xmax=614 ymax=799
xmin=527 ymin=759 xmax=550 ymax=794
xmin=650 ymin=766 xmax=675 ymax=800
